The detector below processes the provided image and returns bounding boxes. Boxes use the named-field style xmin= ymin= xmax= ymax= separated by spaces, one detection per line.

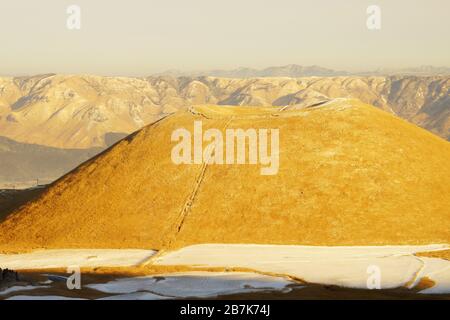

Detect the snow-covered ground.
xmin=0 ymin=249 xmax=155 ymax=269
xmin=1 ymin=245 xmax=449 ymax=297
xmin=412 ymin=257 xmax=450 ymax=294
xmin=87 ymin=271 xmax=295 ymax=299
xmin=153 ymin=244 xmax=450 ymax=293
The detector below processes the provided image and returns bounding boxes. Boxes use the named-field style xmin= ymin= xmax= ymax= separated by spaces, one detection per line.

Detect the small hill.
xmin=0 ymin=99 xmax=449 ymax=252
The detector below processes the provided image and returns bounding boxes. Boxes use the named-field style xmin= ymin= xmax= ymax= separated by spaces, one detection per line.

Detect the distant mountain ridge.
xmin=156 ymin=64 xmax=348 ymax=78
xmin=206 ymin=64 xmax=349 ymax=78
xmin=155 ymin=64 xmax=450 ymax=78
xmin=358 ymin=66 xmax=450 ymax=76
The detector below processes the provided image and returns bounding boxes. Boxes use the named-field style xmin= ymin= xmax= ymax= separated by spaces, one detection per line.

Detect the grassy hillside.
xmin=0 ymin=99 xmax=449 ymax=252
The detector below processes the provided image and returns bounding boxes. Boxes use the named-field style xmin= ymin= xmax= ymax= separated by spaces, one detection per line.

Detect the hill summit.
xmin=0 ymin=99 xmax=449 ymax=252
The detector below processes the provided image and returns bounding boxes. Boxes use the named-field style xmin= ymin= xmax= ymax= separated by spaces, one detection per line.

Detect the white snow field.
xmin=1 ymin=245 xmax=450 ymax=296
xmin=413 ymin=257 xmax=450 ymax=294
xmin=87 ymin=271 xmax=295 ymax=299
xmin=0 ymin=249 xmax=155 ymax=269
xmin=153 ymin=244 xmax=450 ymax=293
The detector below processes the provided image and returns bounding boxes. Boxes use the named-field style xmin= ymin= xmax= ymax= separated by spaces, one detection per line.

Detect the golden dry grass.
xmin=416 ymin=250 xmax=450 ymax=261
xmin=0 ymin=99 xmax=449 ymax=252
xmin=0 ymin=188 xmax=45 ymax=222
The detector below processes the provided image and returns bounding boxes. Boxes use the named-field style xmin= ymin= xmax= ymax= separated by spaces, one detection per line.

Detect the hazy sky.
xmin=0 ymin=0 xmax=449 ymax=76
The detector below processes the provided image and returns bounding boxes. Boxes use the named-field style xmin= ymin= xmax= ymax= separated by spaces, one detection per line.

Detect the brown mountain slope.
xmin=0 ymin=99 xmax=449 ymax=253
xmin=0 ymin=74 xmax=170 ymax=149
xmin=0 ymin=75 xmax=448 ymax=149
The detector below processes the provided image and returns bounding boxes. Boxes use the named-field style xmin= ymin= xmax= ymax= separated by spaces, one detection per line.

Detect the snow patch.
xmin=153 ymin=244 xmax=450 ymax=290
xmin=416 ymin=257 xmax=450 ymax=294
xmin=0 ymin=249 xmax=155 ymax=269
xmin=88 ymin=271 xmax=295 ymax=298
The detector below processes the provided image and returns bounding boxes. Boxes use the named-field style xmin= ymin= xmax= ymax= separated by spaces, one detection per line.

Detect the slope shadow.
xmin=0 ymin=187 xmax=47 ymax=222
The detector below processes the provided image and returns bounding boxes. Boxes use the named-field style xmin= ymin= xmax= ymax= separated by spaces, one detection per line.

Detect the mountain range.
xmin=0 ymin=73 xmax=448 ymax=150
xmin=155 ymin=64 xmax=450 ymax=78
xmin=156 ymin=64 xmax=348 ymax=78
